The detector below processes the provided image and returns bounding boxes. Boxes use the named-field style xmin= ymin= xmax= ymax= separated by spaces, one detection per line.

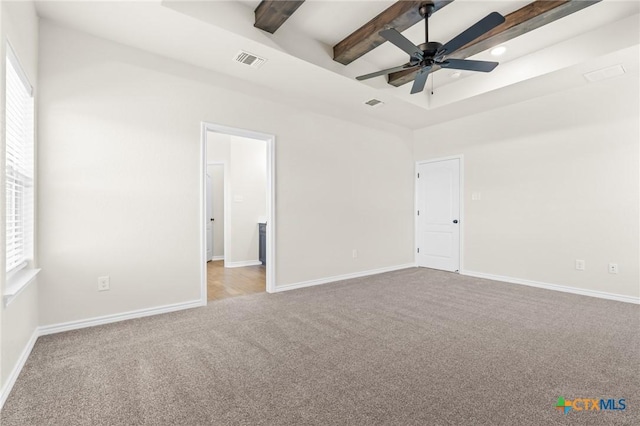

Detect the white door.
xmin=416 ymin=158 xmax=460 ymax=272
xmin=209 ymin=164 xmax=225 ymax=259
xmin=206 ymin=173 xmax=213 ymax=261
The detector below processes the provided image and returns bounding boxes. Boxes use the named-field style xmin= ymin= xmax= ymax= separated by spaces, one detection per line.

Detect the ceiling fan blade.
xmin=379 ymin=28 xmax=423 ymax=59
xmin=440 ymin=58 xmax=499 ymax=72
xmin=356 ymin=64 xmax=417 ymax=81
xmin=439 ymin=12 xmax=505 ymax=56
xmin=410 ymin=67 xmax=431 ymax=94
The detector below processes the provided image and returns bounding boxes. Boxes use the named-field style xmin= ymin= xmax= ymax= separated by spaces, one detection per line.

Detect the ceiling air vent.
xmin=365 ymin=99 xmax=384 ymax=108
xmin=583 ymin=64 xmax=625 ymax=83
xmin=233 ymin=50 xmax=267 ymax=69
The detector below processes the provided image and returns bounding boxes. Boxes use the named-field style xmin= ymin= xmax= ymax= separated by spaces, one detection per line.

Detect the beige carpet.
xmin=2 ymin=268 xmax=638 ymax=425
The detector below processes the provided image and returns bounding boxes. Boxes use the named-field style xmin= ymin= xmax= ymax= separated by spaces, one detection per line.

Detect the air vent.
xmin=583 ymin=64 xmax=625 ymax=82
xmin=233 ymin=50 xmax=267 ymax=69
xmin=365 ymin=99 xmax=384 ymax=108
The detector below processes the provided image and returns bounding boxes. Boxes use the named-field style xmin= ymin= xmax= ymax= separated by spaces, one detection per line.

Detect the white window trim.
xmin=6 ymin=42 xmax=33 ymax=95
xmin=4 ymin=268 xmax=40 ymax=307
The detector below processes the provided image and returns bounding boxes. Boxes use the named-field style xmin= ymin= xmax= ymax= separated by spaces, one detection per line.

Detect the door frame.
xmin=206 ymin=161 xmax=226 ymax=262
xmin=200 ymin=122 xmax=277 ymax=303
xmin=414 ymin=155 xmax=464 ymax=271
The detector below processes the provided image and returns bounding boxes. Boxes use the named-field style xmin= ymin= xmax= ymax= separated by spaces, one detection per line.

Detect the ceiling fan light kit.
xmin=356 ymin=1 xmax=506 ymax=94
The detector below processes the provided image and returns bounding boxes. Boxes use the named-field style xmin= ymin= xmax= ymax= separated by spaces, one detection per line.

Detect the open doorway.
xmin=200 ymin=123 xmax=275 ymax=303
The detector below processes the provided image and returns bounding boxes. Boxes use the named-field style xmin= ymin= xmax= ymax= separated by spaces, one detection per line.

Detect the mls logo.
xmin=555 ymin=396 xmax=627 ymax=414
xmin=556 ymin=397 xmax=572 ymax=414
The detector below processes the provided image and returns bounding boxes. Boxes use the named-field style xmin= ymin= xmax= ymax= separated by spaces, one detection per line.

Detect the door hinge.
xmin=417 ymin=210 xmax=420 ymax=216
xmin=417 ymin=173 xmax=420 ymax=178
xmin=417 ymin=248 xmax=420 ymax=253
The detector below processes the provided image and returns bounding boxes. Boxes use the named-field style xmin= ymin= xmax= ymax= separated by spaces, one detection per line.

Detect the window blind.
xmin=5 ymin=44 xmax=34 ymax=275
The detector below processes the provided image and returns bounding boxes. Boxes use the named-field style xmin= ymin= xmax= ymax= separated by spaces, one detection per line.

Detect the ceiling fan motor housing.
xmin=410 ymin=42 xmax=442 ymax=66
xmin=418 ymin=42 xmax=442 ymax=58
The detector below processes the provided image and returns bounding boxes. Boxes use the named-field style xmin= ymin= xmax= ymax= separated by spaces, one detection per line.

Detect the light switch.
xmin=233 ymin=195 xmax=244 ymax=202
xmin=472 ymin=192 xmax=482 ymax=201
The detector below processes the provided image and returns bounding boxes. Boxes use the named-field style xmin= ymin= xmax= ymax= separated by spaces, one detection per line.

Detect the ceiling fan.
xmin=356 ymin=2 xmax=506 ymax=94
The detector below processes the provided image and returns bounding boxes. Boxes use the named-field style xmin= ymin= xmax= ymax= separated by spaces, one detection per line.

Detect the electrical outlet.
xmin=98 ymin=276 xmax=110 ymax=291
xmin=608 ymin=263 xmax=619 ymax=274
xmin=575 ymin=260 xmax=585 ymax=271
xmin=352 ymin=249 xmax=358 ymax=259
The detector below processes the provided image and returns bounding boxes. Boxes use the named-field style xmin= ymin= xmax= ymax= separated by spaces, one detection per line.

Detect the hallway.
xmin=207 ymin=260 xmax=265 ymax=301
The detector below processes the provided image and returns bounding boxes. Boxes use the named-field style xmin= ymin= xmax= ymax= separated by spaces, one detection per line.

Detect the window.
xmin=5 ymin=44 xmax=34 ymax=280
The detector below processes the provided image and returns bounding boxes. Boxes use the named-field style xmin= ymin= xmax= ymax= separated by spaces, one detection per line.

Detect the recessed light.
xmin=490 ymin=46 xmax=507 ymax=56
xmin=450 ymin=71 xmax=461 ymax=78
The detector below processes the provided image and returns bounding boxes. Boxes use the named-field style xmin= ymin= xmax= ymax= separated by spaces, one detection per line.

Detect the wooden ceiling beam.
xmin=333 ymin=1 xmax=454 ymax=66
xmin=254 ymin=0 xmax=306 ymax=34
xmin=388 ymin=0 xmax=601 ymax=87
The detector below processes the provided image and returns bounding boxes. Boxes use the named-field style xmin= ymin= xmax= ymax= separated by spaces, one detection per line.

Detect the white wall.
xmin=228 ymin=136 xmax=266 ymax=265
xmin=208 ymin=133 xmax=266 ymax=265
xmin=0 ymin=0 xmax=39 ymax=399
xmin=414 ymin=68 xmax=640 ymax=298
xmin=37 ymin=21 xmax=414 ymax=326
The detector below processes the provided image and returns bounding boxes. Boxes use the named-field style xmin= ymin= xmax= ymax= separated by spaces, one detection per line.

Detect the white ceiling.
xmin=34 ymin=0 xmax=640 ymax=130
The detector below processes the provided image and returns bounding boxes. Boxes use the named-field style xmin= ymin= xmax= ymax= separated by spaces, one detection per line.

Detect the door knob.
xmin=453 ymin=220 xmax=458 ymax=224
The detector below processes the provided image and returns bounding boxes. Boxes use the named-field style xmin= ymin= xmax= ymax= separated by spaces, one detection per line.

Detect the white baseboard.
xmin=224 ymin=260 xmax=262 ymax=268
xmin=0 ymin=328 xmax=38 ymax=410
xmin=274 ymin=263 xmax=417 ymax=293
xmin=39 ymin=299 xmax=205 ymax=336
xmin=210 ymin=256 xmax=224 ymax=261
xmin=460 ymin=270 xmax=640 ymax=304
